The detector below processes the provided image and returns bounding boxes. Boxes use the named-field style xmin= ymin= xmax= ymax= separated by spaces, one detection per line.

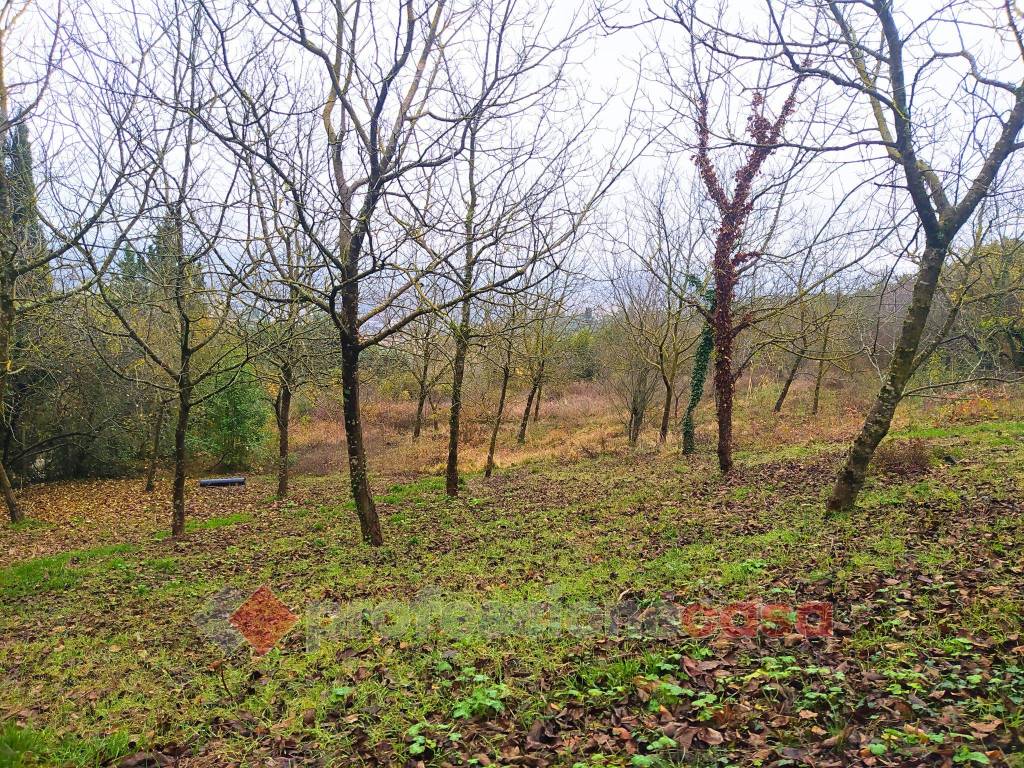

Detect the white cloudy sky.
xmin=11 ymin=0 xmax=1024 ymax=290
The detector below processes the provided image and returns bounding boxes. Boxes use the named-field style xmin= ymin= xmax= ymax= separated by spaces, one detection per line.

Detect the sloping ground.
xmin=1 ymin=419 xmax=1023 ymax=767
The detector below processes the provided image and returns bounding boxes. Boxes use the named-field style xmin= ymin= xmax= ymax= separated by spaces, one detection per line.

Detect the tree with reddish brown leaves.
xmin=693 ymin=84 xmax=802 ymax=473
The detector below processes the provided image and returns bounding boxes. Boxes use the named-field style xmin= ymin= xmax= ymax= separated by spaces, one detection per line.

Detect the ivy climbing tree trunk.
xmin=693 ymin=77 xmax=802 ymax=473
xmin=682 ymin=288 xmax=714 ymax=455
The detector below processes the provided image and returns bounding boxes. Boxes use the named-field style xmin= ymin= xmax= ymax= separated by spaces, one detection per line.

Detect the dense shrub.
xmin=189 ymin=366 xmax=269 ymax=470
xmin=943 ymin=396 xmax=997 ymax=424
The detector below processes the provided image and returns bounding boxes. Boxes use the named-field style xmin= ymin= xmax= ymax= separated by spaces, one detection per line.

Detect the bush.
xmin=943 ymin=396 xmax=997 ymax=424
xmin=872 ymin=439 xmax=932 ymax=478
xmin=190 ymin=366 xmax=269 ymax=470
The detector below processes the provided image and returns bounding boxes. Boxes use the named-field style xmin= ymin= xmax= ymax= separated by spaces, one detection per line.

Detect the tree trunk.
xmin=694 ymin=80 xmax=799 ymax=474
xmin=445 ymin=120 xmax=478 ymax=497
xmin=774 ymin=353 xmax=802 ymax=413
xmin=340 ymin=338 xmax=383 ymax=545
xmin=412 ymin=355 xmax=430 ymax=441
xmin=712 ymin=293 xmax=735 ymax=474
xmin=144 ymin=405 xmax=165 ymax=493
xmin=171 ymin=386 xmax=190 ymax=538
xmin=517 ymin=377 xmax=539 ymax=444
xmin=811 ymin=360 xmax=826 ymax=415
xmin=682 ymin=303 xmax=714 ymax=456
xmin=0 ymin=458 xmax=19 ymax=523
xmin=533 ymin=377 xmax=542 ymax=422
xmin=0 ymin=289 xmax=21 ymax=524
xmin=659 ymin=375 xmax=673 ymax=443
xmin=445 ymin=318 xmax=470 ymax=497
xmin=484 ymin=360 xmax=511 ymax=479
xmin=828 ymin=245 xmax=945 ymax=512
xmin=811 ymin=330 xmax=829 ymax=416
xmin=627 ymin=407 xmax=643 ymax=446
xmin=275 ymin=374 xmax=292 ymax=499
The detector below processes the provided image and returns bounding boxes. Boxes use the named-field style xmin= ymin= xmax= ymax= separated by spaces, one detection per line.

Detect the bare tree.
xmin=423 ymin=142 xmax=616 ymax=494
xmin=480 ymin=285 xmax=531 ymax=478
xmin=392 ymin=296 xmax=450 ymax=442
xmin=764 ymin=0 xmax=1024 ymax=510
xmin=88 ymin=2 xmax=261 ymax=537
xmin=193 ymin=0 xmax=638 ymax=543
xmin=606 ymin=173 xmax=702 ymax=444
xmin=243 ymin=178 xmax=335 ymax=499
xmin=598 ymin=307 xmax=661 ymax=446
xmin=516 ymin=270 xmax=575 ymax=444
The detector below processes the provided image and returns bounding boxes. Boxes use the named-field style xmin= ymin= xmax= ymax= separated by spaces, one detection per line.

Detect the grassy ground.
xmin=2 ymin=391 xmax=1023 ymax=767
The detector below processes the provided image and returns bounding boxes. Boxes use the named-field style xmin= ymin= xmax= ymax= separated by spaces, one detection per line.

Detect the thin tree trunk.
xmin=533 ymin=377 xmax=542 ymax=422
xmin=811 ymin=330 xmax=829 ymax=416
xmin=340 ymin=337 xmax=383 ymax=545
xmin=517 ymin=377 xmax=539 ymax=444
xmin=412 ymin=353 xmax=430 ymax=441
xmin=628 ymin=396 xmax=645 ymax=446
xmin=144 ymin=405 xmax=165 ymax=493
xmin=811 ymin=360 xmax=826 ymax=415
xmin=774 ymin=353 xmax=802 ymax=413
xmin=429 ymin=393 xmax=440 ymax=432
xmin=171 ymin=386 xmax=190 ymax=538
xmin=0 ymin=453 xmax=19 ymax=523
xmin=445 ymin=322 xmax=470 ymax=497
xmin=682 ymin=299 xmax=714 ymax=456
xmin=445 ymin=124 xmax=477 ymax=498
xmin=484 ymin=359 xmax=511 ymax=479
xmin=275 ymin=374 xmax=292 ymax=499
xmin=828 ymin=246 xmax=945 ymax=512
xmin=658 ymin=375 xmax=673 ymax=443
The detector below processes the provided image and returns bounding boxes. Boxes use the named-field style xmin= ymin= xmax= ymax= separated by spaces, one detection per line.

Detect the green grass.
xmin=380 ymin=475 xmax=447 ymax=505
xmin=894 ymin=419 xmax=1024 ymax=441
xmin=0 ymin=723 xmax=133 ymax=768
xmin=1 ymin=415 xmax=1023 ymax=766
xmin=153 ymin=512 xmax=252 ymax=539
xmin=0 ymin=543 xmax=136 ymax=600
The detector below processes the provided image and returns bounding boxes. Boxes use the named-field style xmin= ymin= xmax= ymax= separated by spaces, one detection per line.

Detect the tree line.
xmin=1 ymin=0 xmax=1023 ymax=543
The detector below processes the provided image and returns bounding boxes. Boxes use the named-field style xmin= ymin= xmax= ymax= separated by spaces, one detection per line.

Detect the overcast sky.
xmin=10 ymin=0 xmax=1024 ymax=293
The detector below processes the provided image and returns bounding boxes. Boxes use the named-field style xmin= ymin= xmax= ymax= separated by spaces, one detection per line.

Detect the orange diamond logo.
xmin=229 ymin=586 xmax=298 ymax=655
